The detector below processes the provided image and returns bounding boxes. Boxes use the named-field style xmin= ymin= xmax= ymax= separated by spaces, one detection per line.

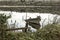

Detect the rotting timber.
xmin=5 ymin=16 xmax=41 ymax=32
xmin=25 ymin=16 xmax=41 ymax=29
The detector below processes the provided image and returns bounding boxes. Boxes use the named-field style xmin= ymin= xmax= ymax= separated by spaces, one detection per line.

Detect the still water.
xmin=0 ymin=11 xmax=60 ymax=32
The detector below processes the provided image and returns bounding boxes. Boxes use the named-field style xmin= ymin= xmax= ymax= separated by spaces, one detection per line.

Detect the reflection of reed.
xmin=53 ymin=15 xmax=58 ymax=24
xmin=42 ymin=18 xmax=46 ymax=28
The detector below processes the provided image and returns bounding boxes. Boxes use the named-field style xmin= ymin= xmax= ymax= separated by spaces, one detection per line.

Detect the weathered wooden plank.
xmin=5 ymin=27 xmax=27 ymax=31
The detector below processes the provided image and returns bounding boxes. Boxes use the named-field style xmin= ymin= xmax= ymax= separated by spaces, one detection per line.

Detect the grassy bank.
xmin=3 ymin=24 xmax=60 ymax=40
xmin=0 ymin=1 xmax=60 ymax=6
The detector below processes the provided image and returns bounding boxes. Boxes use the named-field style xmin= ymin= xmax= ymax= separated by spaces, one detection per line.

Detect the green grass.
xmin=3 ymin=24 xmax=60 ymax=40
xmin=0 ymin=6 xmax=60 ymax=14
xmin=0 ymin=1 xmax=60 ymax=6
xmin=0 ymin=1 xmax=60 ymax=14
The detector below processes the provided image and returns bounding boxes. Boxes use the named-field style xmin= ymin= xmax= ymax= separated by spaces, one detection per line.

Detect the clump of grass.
xmin=35 ymin=24 xmax=60 ymax=40
xmin=5 ymin=24 xmax=60 ymax=40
